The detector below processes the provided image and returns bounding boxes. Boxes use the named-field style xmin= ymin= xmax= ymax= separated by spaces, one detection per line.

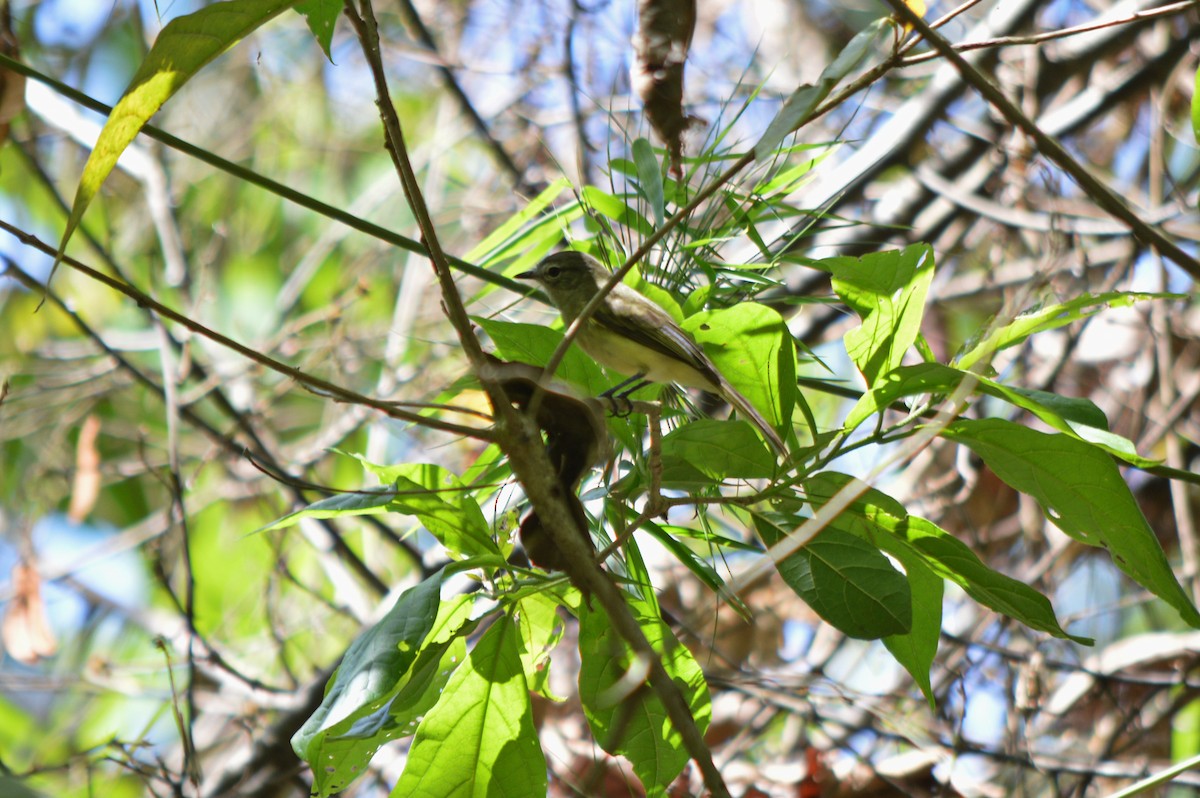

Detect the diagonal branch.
xmin=883 ymin=0 xmax=1200 ymax=279
xmin=343 ymin=1 xmax=733 ymax=792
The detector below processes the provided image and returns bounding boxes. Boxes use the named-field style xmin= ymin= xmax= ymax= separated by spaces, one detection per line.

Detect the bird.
xmin=517 ymin=250 xmax=786 ymax=455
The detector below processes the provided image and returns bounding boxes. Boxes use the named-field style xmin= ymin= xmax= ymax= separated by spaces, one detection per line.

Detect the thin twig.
xmin=883 ymin=0 xmax=1200 ymax=277
xmin=0 ymin=221 xmax=490 ymax=441
xmin=899 ymin=1 xmax=1198 ymax=66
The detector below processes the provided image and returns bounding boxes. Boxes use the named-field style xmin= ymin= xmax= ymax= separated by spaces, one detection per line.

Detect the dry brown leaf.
xmin=2 ymin=561 xmax=57 ymax=664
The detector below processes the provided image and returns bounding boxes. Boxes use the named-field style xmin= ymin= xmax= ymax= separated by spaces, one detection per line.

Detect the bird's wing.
xmin=592 ymin=297 xmax=723 ymax=386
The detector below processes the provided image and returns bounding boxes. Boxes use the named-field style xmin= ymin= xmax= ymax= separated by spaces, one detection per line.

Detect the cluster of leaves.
xmin=27 ymin=0 xmax=1200 ymax=795
xmin=267 ymin=197 xmax=1198 ymax=791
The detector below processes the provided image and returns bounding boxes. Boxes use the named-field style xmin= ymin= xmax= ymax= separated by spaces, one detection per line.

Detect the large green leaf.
xmin=55 ymin=0 xmax=301 ymax=266
xmin=659 ymin=419 xmax=775 ymax=482
xmin=394 ymin=615 xmax=547 ymax=797
xmin=295 ymin=0 xmax=339 ymax=59
xmin=476 ymin=318 xmax=611 ymax=396
xmin=578 ymin=594 xmax=710 ymax=795
xmin=684 ymin=301 xmax=795 ymax=432
xmin=514 ymin=593 xmax=567 ymax=700
xmin=361 ymin=462 xmax=499 ymax=559
xmin=291 ymin=573 xmax=473 ymax=797
xmin=881 ymin=552 xmax=942 ymax=707
xmin=845 ymin=363 xmax=1156 ymax=468
xmin=755 ymin=515 xmax=912 ymax=639
xmin=807 ymin=473 xmax=1089 ymax=643
xmin=943 ymin=419 xmax=1200 ymax=627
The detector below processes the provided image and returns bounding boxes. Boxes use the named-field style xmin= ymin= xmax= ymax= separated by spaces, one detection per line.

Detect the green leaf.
xmin=882 ymin=554 xmax=942 ymax=708
xmin=660 ymin=419 xmax=774 ymax=482
xmin=581 ymin=186 xmax=654 ymax=238
xmin=578 ymin=595 xmax=710 ymax=795
xmin=903 ymin=515 xmax=1091 ymax=641
xmin=845 ymin=362 xmax=1159 ymax=468
xmin=291 ymin=571 xmax=463 ymax=796
xmin=1192 ymin=63 xmax=1200 ymax=146
xmin=395 ymin=615 xmax=547 ymax=798
xmin=684 ymin=302 xmax=795 ymax=432
xmin=755 ymin=518 xmax=912 ymax=639
xmin=640 ymin=520 xmax=748 ymax=620
xmin=295 ymin=0 xmax=340 ymax=60
xmin=464 ymin=177 xmax=573 ymax=262
xmin=359 ymin=462 xmax=499 ymax=559
xmin=632 ymin=138 xmax=666 ymax=228
xmin=943 ymin=419 xmax=1200 ymax=627
xmin=312 ymin=635 xmax=468 ymax=797
xmin=55 ymin=0 xmax=300 ymax=267
xmin=823 ymin=244 xmax=935 ymax=387
xmin=955 ymin=291 xmax=1181 ymax=371
xmin=476 ymin=318 xmax=611 ymax=396
xmin=754 ymin=18 xmax=892 ymax=158
xmin=514 ymin=593 xmax=567 ymax=700
xmin=806 ymin=473 xmax=1089 ymax=643
xmin=256 ymin=487 xmax=398 ymax=532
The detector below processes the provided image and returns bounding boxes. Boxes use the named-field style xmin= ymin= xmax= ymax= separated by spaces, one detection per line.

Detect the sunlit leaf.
xmin=295 ymin=0 xmax=340 ymax=60
xmin=882 ymin=553 xmax=941 ymax=707
xmin=684 ymin=302 xmax=795 ymax=432
xmin=395 ymin=615 xmax=547 ymax=797
xmin=291 ymin=573 xmax=474 ymax=797
xmin=660 ymin=419 xmax=774 ymax=482
xmin=754 ymin=18 xmax=893 ymax=158
xmin=823 ymin=243 xmax=934 ymax=387
xmin=55 ymin=0 xmax=301 ymax=268
xmin=955 ymin=291 xmax=1181 ymax=372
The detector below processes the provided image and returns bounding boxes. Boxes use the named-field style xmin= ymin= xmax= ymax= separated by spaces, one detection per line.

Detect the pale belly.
xmin=576 ymin=324 xmax=718 ymax=391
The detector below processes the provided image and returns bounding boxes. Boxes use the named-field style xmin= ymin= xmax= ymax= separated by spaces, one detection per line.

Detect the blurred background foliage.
xmin=1 ymin=0 xmax=1199 ymax=795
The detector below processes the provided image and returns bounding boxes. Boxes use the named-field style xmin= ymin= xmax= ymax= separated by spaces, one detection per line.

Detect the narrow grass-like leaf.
xmin=581 ymin=185 xmax=654 ymax=238
xmin=1194 ymin=64 xmax=1200 ymax=144
xmin=257 ymin=487 xmax=397 ymax=532
xmin=754 ymin=18 xmax=892 ymax=158
xmin=464 ymin=177 xmax=573 ymax=262
xmin=632 ymin=138 xmax=665 ymax=228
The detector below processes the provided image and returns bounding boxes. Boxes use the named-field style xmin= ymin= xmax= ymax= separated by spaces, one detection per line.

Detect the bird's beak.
xmin=516 ymin=270 xmax=538 ymax=280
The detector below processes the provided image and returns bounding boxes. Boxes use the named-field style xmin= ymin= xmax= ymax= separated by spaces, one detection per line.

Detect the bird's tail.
xmin=719 ymin=379 xmax=787 ymax=457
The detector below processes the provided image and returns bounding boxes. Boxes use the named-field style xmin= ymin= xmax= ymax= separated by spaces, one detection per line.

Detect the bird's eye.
xmin=545 ymin=266 xmax=561 ymax=278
